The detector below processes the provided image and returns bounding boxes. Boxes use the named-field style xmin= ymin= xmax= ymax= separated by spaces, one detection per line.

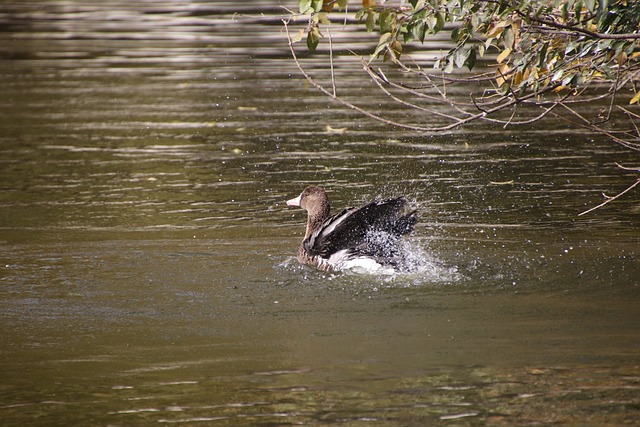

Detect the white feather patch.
xmin=324 ymin=250 xmax=393 ymax=274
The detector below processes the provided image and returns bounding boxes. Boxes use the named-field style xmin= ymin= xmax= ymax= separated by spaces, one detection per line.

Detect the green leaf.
xmin=299 ymin=0 xmax=312 ymax=14
xmin=427 ymin=15 xmax=437 ymax=32
xmin=454 ymin=46 xmax=471 ymax=68
xmin=562 ymin=73 xmax=575 ymax=86
xmin=584 ymin=0 xmax=596 ymax=12
xmin=379 ymin=10 xmax=395 ymax=34
xmin=465 ymin=47 xmax=477 ymax=70
xmin=311 ymin=0 xmax=323 ymax=12
xmin=366 ymin=10 xmax=376 ymax=32
xmin=499 ymin=83 xmax=512 ymax=96
xmin=596 ymin=0 xmax=608 ymax=21
xmin=537 ymin=42 xmax=549 ymax=67
xmin=337 ymin=0 xmax=349 ymax=11
xmin=317 ymin=12 xmax=331 ymax=25
xmin=497 ymin=1 xmax=510 ymax=16
xmin=409 ymin=0 xmax=423 ymax=10
xmin=370 ymin=32 xmax=392 ymax=61
xmin=595 ymin=38 xmax=612 ymax=52
xmin=450 ymin=27 xmax=459 ymax=42
xmin=578 ymin=41 xmax=594 ymax=57
xmin=379 ymin=9 xmax=389 ymax=32
xmin=565 ymin=41 xmax=577 ymax=55
xmin=307 ymin=27 xmax=321 ymax=51
xmin=598 ymin=9 xmax=616 ymax=32
xmin=412 ymin=7 xmax=426 ymax=21
xmin=411 ymin=21 xmax=427 ymax=43
xmin=536 ymin=5 xmax=550 ymax=18
xmin=435 ymin=11 xmax=446 ymax=33
xmin=552 ymin=68 xmax=564 ymax=82
xmin=503 ymin=26 xmax=514 ymax=49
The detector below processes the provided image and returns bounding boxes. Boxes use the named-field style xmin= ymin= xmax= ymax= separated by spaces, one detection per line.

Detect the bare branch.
xmin=554 ymin=104 xmax=640 ymax=151
xmin=365 ymin=62 xmax=482 ymax=119
xmin=481 ymin=99 xmax=565 ymax=126
xmin=618 ymin=106 xmax=640 ymax=121
xmin=364 ymin=65 xmax=465 ymax=123
xmin=591 ymin=70 xmax=620 ymax=125
xmin=328 ymin=27 xmax=336 ymax=97
xmin=578 ymin=178 xmax=640 ymax=216
xmin=616 ymin=162 xmax=640 ymax=171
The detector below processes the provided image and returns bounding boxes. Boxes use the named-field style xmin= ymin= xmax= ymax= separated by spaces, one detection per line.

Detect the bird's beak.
xmin=286 ymin=194 xmax=301 ymax=207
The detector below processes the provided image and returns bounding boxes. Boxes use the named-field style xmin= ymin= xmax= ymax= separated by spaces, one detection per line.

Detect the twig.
xmin=556 ymin=103 xmax=640 ymax=151
xmin=591 ymin=70 xmax=619 ymax=125
xmin=481 ymin=92 xmax=570 ymax=126
xmin=365 ymin=66 xmax=465 ymax=122
xmin=616 ymin=162 xmax=640 ymax=171
xmin=502 ymin=103 xmax=519 ymax=128
xmin=365 ymin=64 xmax=471 ymax=121
xmin=470 ymin=94 xmax=488 ymax=114
xmin=628 ymin=112 xmax=640 ymax=138
xmin=368 ymin=65 xmax=457 ymax=104
xmin=618 ymin=105 xmax=640 ymax=121
xmin=328 ymin=27 xmax=336 ymax=97
xmin=578 ymin=178 xmax=640 ymax=216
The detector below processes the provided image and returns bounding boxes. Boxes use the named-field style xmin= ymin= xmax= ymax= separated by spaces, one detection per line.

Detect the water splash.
xmin=358 ymin=232 xmax=461 ymax=285
xmin=277 ymin=234 xmax=460 ymax=286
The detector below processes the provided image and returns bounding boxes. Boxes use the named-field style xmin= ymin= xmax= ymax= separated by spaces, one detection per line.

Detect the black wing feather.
xmin=304 ymin=197 xmax=417 ymax=258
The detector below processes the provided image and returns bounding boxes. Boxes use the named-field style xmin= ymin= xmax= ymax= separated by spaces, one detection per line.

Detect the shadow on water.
xmin=0 ymin=1 xmax=639 ymax=425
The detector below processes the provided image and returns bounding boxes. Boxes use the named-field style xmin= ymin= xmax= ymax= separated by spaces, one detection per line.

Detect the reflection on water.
xmin=0 ymin=1 xmax=639 ymax=425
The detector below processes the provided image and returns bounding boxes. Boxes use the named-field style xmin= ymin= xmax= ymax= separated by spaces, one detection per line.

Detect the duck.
xmin=286 ymin=185 xmax=417 ymax=272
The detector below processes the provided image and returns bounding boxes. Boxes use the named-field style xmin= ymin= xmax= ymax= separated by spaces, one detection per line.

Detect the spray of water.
xmin=351 ymin=230 xmax=461 ymax=283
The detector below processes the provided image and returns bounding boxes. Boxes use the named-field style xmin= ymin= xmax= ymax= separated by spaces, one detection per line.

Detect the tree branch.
xmin=509 ymin=2 xmax=640 ymax=40
xmin=578 ymin=178 xmax=640 ymax=216
xmin=555 ymin=103 xmax=640 ymax=152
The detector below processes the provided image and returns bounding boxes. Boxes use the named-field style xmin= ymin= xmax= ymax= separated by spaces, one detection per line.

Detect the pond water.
xmin=1 ymin=1 xmax=639 ymax=425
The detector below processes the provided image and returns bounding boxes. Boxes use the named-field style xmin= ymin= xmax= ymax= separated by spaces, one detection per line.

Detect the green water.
xmin=0 ymin=1 xmax=638 ymax=425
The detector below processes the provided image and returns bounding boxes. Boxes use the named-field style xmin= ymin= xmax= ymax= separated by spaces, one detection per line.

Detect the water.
xmin=1 ymin=1 xmax=639 ymax=425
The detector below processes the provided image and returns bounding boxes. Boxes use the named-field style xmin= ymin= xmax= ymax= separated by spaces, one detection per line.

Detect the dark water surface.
xmin=1 ymin=1 xmax=639 ymax=425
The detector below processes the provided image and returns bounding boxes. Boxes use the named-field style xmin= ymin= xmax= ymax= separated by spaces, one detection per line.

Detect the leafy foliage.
xmin=284 ymin=1 xmax=640 ymax=214
xmin=293 ymin=0 xmax=640 ymax=102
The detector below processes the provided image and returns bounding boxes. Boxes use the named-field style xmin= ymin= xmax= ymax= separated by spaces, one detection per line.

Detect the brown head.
xmin=286 ymin=186 xmax=331 ymax=238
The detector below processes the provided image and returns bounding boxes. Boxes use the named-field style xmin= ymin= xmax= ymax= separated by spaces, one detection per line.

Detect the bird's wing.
xmin=304 ymin=197 xmax=417 ymax=258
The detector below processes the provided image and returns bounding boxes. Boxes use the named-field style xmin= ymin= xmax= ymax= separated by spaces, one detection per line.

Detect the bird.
xmin=286 ymin=185 xmax=418 ymax=273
